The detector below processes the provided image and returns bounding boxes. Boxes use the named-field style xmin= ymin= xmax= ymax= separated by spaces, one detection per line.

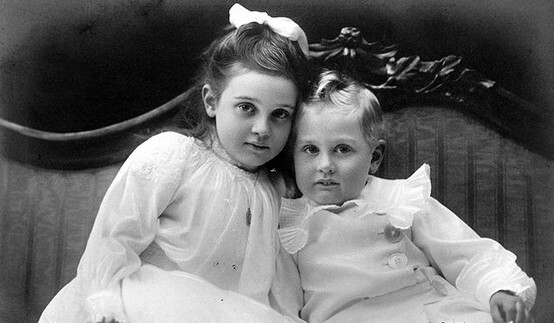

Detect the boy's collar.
xmin=302 ymin=188 xmax=367 ymax=215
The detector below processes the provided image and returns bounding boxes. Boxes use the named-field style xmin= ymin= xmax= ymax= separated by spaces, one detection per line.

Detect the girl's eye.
xmin=302 ymin=145 xmax=319 ymax=155
xmin=272 ymin=109 xmax=292 ymax=120
xmin=335 ymin=145 xmax=353 ymax=154
xmin=237 ymin=103 xmax=255 ymax=114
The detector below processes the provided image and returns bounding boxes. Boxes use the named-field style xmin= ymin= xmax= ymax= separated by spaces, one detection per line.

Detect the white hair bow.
xmin=229 ymin=3 xmax=309 ymax=58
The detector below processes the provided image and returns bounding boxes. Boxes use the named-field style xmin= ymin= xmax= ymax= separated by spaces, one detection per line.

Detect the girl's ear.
xmin=202 ymin=84 xmax=217 ymax=118
xmin=369 ymin=140 xmax=386 ymax=174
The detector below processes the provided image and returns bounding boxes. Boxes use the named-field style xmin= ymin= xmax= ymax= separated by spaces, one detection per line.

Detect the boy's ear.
xmin=202 ymin=84 xmax=217 ymax=118
xmin=369 ymin=140 xmax=386 ymax=174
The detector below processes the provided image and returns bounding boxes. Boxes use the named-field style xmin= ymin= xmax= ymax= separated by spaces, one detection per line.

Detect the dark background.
xmin=1 ymin=0 xmax=552 ymax=134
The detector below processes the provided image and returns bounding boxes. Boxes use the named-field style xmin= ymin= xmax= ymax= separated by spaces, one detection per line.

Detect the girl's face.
xmin=203 ymin=66 xmax=298 ymax=171
xmin=293 ymin=103 xmax=383 ymax=205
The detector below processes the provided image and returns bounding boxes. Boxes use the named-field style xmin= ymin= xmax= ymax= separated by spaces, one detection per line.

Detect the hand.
xmin=85 ymin=291 xmax=127 ymax=323
xmin=97 ymin=318 xmax=121 ymax=323
xmin=95 ymin=317 xmax=119 ymax=323
xmin=490 ymin=291 xmax=534 ymax=323
xmin=86 ymin=317 xmax=122 ymax=323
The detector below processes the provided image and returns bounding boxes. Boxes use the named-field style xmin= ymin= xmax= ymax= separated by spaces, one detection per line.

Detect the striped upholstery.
xmin=380 ymin=106 xmax=553 ymax=322
xmin=0 ymin=160 xmax=120 ymax=322
xmin=1 ymin=105 xmax=553 ymax=322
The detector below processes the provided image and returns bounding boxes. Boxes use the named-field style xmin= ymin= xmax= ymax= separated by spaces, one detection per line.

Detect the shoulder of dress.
xmin=131 ymin=132 xmax=195 ymax=161
xmin=123 ymin=131 xmax=196 ymax=184
xmin=142 ymin=131 xmax=194 ymax=150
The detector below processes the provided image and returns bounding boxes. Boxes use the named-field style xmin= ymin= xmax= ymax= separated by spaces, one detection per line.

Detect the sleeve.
xmin=269 ymin=243 xmax=305 ymax=322
xmin=412 ymin=198 xmax=537 ymax=311
xmin=76 ymin=132 xmax=189 ymax=321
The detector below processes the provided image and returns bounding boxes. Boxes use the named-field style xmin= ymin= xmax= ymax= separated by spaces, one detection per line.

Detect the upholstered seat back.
xmin=1 ymin=104 xmax=552 ymax=322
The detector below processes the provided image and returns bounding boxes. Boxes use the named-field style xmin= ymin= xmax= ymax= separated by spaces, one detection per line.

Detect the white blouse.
xmin=77 ymin=131 xmax=282 ymax=316
xmin=278 ymin=164 xmax=536 ymax=322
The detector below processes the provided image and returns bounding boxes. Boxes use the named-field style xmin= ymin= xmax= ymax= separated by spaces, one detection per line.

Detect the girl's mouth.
xmin=246 ymin=142 xmax=269 ymax=151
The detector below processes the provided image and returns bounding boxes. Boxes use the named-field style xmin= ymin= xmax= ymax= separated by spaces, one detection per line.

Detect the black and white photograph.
xmin=1 ymin=1 xmax=552 ymax=322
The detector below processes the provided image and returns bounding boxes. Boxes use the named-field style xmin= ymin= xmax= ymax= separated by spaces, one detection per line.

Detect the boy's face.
xmin=293 ymin=103 xmax=382 ymax=205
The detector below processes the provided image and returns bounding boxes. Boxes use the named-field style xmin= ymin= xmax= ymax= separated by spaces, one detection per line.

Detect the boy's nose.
xmin=317 ymin=154 xmax=336 ymax=174
xmin=252 ymin=117 xmax=270 ymax=137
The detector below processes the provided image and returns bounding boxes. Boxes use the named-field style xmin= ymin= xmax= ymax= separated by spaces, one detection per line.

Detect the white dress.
xmin=40 ymin=131 xmax=298 ymax=323
xmin=278 ymin=164 xmax=536 ymax=323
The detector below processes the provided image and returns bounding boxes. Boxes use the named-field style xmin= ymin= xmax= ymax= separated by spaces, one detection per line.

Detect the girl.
xmin=40 ymin=4 xmax=310 ymax=322
xmin=278 ymin=70 xmax=536 ymax=323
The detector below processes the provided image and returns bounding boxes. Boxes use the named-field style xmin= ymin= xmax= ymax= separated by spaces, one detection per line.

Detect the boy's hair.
xmin=173 ymin=22 xmax=310 ymax=142
xmin=291 ymin=70 xmax=385 ymax=145
xmin=281 ymin=70 xmax=385 ymax=198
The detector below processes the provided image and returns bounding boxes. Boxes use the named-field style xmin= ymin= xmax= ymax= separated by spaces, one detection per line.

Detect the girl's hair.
xmin=291 ymin=70 xmax=385 ymax=146
xmin=172 ymin=22 xmax=310 ymax=143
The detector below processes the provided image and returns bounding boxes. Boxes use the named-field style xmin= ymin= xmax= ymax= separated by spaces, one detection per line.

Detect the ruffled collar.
xmin=282 ymin=164 xmax=430 ymax=219
xmin=278 ymin=164 xmax=432 ymax=254
xmin=304 ymin=194 xmax=365 ymax=214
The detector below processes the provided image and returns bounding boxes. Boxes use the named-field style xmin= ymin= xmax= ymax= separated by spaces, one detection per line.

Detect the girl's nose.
xmin=317 ymin=153 xmax=335 ymax=174
xmin=252 ymin=116 xmax=270 ymax=138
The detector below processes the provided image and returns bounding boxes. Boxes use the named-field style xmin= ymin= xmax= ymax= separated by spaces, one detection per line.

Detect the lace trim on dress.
xmin=208 ymin=135 xmax=261 ymax=179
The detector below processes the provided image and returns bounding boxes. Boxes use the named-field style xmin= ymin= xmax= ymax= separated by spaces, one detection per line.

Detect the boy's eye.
xmin=302 ymin=145 xmax=319 ymax=155
xmin=272 ymin=109 xmax=292 ymax=120
xmin=335 ymin=145 xmax=353 ymax=154
xmin=237 ymin=103 xmax=255 ymax=113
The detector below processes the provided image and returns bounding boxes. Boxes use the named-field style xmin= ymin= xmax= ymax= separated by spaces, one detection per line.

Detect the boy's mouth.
xmin=315 ymin=180 xmax=339 ymax=187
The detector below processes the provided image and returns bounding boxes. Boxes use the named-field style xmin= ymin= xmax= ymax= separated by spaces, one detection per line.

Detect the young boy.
xmin=278 ymin=70 xmax=536 ymax=323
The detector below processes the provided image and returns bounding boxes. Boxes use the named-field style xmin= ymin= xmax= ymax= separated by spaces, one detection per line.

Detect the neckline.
xmin=304 ymin=196 xmax=363 ymax=212
xmin=208 ymin=136 xmax=261 ymax=178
